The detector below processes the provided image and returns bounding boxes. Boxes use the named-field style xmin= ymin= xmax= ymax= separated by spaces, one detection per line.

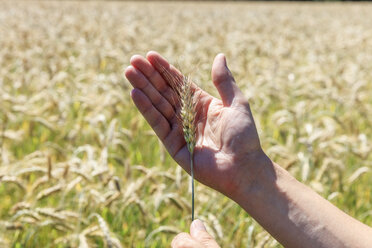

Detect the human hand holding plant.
xmin=125 ymin=51 xmax=372 ymax=248
xmin=125 ymin=51 xmax=265 ymax=200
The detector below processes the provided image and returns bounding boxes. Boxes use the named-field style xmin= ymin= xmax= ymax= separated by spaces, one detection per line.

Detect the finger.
xmin=130 ymin=55 xmax=179 ymax=107
xmin=130 ymin=88 xmax=170 ymax=141
xmin=146 ymin=51 xmax=214 ymax=115
xmin=131 ymin=88 xmax=188 ymax=166
xmin=211 ymin=53 xmax=244 ymax=107
xmin=190 ymin=219 xmax=220 ymax=248
xmin=162 ymin=122 xmax=187 ymax=158
xmin=147 ymin=51 xmax=205 ymax=97
xmin=125 ymin=65 xmax=176 ymax=122
xmin=171 ymin=145 xmax=191 ymax=173
xmin=146 ymin=51 xmax=184 ymax=88
xmin=171 ymin=232 xmax=203 ymax=248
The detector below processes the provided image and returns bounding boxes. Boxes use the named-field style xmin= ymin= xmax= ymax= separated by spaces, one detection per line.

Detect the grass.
xmin=0 ymin=1 xmax=372 ymax=247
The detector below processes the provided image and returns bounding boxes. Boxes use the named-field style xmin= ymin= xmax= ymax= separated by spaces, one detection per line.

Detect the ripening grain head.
xmin=178 ymin=76 xmax=197 ymax=154
xmin=157 ymin=63 xmax=198 ymax=154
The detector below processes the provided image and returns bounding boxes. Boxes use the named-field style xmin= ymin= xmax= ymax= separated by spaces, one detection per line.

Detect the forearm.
xmin=231 ymin=155 xmax=372 ymax=248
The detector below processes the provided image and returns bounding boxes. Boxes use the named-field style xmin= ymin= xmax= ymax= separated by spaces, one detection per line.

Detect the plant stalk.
xmin=191 ymin=151 xmax=194 ymax=221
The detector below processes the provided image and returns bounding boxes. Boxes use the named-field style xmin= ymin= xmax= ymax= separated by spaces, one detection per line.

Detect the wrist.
xmin=228 ymin=149 xmax=274 ymax=203
xmin=231 ymin=153 xmax=297 ymax=220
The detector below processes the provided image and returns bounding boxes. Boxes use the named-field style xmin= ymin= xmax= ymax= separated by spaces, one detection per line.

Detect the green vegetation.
xmin=0 ymin=1 xmax=371 ymax=247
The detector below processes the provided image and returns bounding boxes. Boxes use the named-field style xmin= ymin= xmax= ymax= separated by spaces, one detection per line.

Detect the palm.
xmin=125 ymin=52 xmax=261 ymax=194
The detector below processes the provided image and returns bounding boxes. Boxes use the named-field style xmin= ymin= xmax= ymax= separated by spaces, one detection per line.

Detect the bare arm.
xmin=233 ymin=154 xmax=372 ymax=248
xmin=125 ymin=51 xmax=372 ymax=248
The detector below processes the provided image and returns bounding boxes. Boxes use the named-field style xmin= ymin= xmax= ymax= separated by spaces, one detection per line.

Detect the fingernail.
xmin=192 ymin=219 xmax=206 ymax=231
xmin=147 ymin=51 xmax=156 ymax=57
xmin=217 ymin=53 xmax=226 ymax=62
xmin=130 ymin=89 xmax=135 ymax=97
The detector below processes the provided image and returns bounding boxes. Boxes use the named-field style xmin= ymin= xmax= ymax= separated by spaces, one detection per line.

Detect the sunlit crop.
xmin=0 ymin=1 xmax=371 ymax=247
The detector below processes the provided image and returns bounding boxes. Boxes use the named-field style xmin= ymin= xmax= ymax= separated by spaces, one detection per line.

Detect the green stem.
xmin=191 ymin=151 xmax=194 ymax=221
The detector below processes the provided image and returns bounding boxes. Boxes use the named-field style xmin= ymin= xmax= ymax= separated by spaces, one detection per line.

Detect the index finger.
xmin=146 ymin=51 xmax=184 ymax=89
xmin=147 ymin=51 xmax=212 ymax=104
xmin=131 ymin=54 xmax=179 ymax=107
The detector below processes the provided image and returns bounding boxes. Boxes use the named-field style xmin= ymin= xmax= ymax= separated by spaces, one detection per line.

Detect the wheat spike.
xmin=47 ymin=156 xmax=52 ymax=181
xmin=91 ymin=213 xmax=113 ymax=248
xmin=179 ymin=76 xmax=197 ymax=155
xmin=158 ymin=63 xmax=198 ymax=221
xmin=36 ymin=184 xmax=63 ymax=200
xmin=78 ymin=233 xmax=89 ymax=248
xmin=176 ymin=77 xmax=197 ymax=221
xmin=145 ymin=226 xmax=181 ymax=246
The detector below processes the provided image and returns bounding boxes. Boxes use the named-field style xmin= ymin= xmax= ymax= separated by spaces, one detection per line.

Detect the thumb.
xmin=211 ymin=53 xmax=243 ymax=106
xmin=190 ymin=219 xmax=220 ymax=247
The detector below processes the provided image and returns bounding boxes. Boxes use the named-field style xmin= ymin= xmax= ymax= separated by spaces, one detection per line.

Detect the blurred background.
xmin=0 ymin=1 xmax=372 ymax=247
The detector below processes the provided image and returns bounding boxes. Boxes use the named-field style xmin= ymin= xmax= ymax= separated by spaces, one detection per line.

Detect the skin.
xmin=125 ymin=51 xmax=372 ymax=248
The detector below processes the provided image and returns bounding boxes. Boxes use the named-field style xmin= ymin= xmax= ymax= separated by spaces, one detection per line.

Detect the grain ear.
xmin=157 ymin=62 xmax=199 ymax=221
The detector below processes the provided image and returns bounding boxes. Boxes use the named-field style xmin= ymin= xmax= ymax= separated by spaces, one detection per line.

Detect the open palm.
xmin=125 ymin=52 xmax=263 ymax=196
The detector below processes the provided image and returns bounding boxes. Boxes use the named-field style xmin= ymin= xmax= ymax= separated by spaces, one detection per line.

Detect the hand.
xmin=171 ymin=219 xmax=220 ymax=248
xmin=125 ymin=51 xmax=266 ymax=198
xmin=126 ymin=52 xmax=372 ymax=248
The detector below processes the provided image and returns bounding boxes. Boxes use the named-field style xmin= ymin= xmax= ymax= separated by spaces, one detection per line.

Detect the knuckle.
xmin=151 ymin=114 xmax=163 ymax=128
xmin=198 ymin=232 xmax=212 ymax=241
xmin=152 ymin=94 xmax=163 ymax=106
xmin=202 ymin=236 xmax=215 ymax=244
xmin=148 ymin=69 xmax=158 ymax=82
xmin=195 ymin=233 xmax=218 ymax=247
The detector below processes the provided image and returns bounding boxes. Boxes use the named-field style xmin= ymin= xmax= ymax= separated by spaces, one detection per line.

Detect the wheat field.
xmin=0 ymin=1 xmax=372 ymax=247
